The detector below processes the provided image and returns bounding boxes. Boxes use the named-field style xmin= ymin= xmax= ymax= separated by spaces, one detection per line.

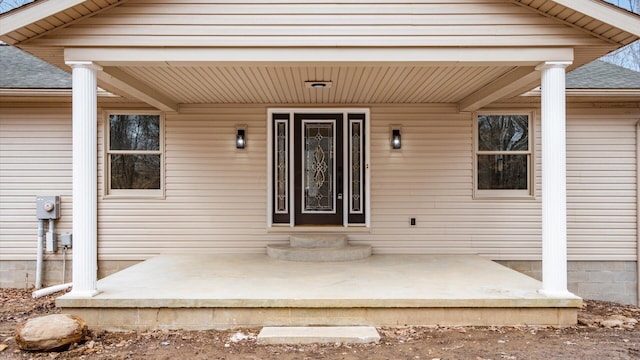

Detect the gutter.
xmin=522 ymin=88 xmax=640 ymax=97
xmin=0 ymin=88 xmax=118 ymax=97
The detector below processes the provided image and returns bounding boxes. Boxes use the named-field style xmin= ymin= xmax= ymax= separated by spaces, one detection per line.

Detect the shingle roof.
xmin=0 ymin=44 xmax=71 ymax=88
xmin=566 ymin=60 xmax=640 ymax=89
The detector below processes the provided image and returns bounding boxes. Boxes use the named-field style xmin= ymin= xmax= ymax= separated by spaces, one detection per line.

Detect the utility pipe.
xmin=35 ymin=219 xmax=44 ymax=290
xmin=62 ymin=246 xmax=68 ymax=284
xmin=637 ymin=121 xmax=640 ymax=306
xmin=32 ymin=283 xmax=72 ymax=299
xmin=48 ymin=218 xmax=55 ymax=250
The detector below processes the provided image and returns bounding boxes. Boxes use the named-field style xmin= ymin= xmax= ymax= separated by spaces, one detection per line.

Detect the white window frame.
xmin=473 ymin=110 xmax=535 ymax=200
xmin=104 ymin=110 xmax=165 ymax=199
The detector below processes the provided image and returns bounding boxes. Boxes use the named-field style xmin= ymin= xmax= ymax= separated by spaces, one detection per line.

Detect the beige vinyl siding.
xmin=565 ymin=108 xmax=638 ymax=261
xmin=1 ymin=104 xmax=637 ymax=262
xmin=27 ymin=1 xmax=607 ymax=47
xmin=96 ymin=105 xmax=284 ymax=260
xmin=0 ymin=107 xmax=73 ymax=261
xmin=358 ymin=105 xmax=543 ymax=258
xmin=96 ymin=104 xmax=638 ymax=261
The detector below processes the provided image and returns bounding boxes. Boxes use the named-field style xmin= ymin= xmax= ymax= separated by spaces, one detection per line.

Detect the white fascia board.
xmin=0 ymin=88 xmax=117 ymax=97
xmin=522 ymin=88 xmax=640 ymax=97
xmin=551 ymin=0 xmax=640 ymax=37
xmin=65 ymin=47 xmax=575 ymax=66
xmin=0 ymin=0 xmax=87 ymax=36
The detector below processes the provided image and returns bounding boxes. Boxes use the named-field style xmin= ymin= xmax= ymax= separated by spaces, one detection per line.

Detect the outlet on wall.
xmin=410 ymin=218 xmax=416 ymax=226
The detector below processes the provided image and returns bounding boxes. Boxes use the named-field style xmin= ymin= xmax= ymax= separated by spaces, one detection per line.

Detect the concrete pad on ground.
xmin=257 ymin=326 xmax=380 ymax=344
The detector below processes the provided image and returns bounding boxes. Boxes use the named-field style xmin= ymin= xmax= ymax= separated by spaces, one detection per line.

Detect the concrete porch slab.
xmin=257 ymin=326 xmax=380 ymax=344
xmin=56 ymin=254 xmax=582 ymax=330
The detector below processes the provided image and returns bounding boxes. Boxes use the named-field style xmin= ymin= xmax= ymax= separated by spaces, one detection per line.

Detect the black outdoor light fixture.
xmin=391 ymin=129 xmax=401 ymax=149
xmin=236 ymin=128 xmax=246 ymax=149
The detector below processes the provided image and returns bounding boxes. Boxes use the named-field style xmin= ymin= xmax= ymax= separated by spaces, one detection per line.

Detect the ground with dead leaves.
xmin=1 ymin=288 xmax=639 ymax=359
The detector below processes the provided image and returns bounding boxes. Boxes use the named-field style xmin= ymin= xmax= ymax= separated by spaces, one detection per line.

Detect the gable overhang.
xmin=524 ymin=0 xmax=640 ymax=38
xmin=0 ymin=0 xmax=638 ymax=110
xmin=1 ymin=0 xmax=638 ymax=46
xmin=0 ymin=0 xmax=125 ymax=44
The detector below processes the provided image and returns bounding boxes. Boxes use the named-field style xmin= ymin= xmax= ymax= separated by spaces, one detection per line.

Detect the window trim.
xmin=103 ymin=110 xmax=165 ymax=199
xmin=473 ymin=110 xmax=535 ymax=200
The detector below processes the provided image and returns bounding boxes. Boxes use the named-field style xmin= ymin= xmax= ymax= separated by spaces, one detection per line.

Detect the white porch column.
xmin=537 ymin=61 xmax=572 ymax=297
xmin=66 ymin=61 xmax=102 ymax=297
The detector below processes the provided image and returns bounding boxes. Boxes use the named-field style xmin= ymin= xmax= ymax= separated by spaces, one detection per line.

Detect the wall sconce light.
xmin=391 ymin=129 xmax=401 ymax=149
xmin=236 ymin=128 xmax=246 ymax=149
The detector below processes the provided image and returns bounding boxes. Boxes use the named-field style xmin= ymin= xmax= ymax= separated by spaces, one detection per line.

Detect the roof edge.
xmin=0 ymin=0 xmax=87 ymax=38
xmin=551 ymin=0 xmax=640 ymax=37
xmin=0 ymin=88 xmax=118 ymax=97
xmin=523 ymin=89 xmax=640 ymax=96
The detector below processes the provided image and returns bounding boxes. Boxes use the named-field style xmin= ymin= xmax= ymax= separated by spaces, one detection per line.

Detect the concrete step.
xmin=266 ymin=244 xmax=372 ymax=262
xmin=289 ymin=234 xmax=347 ymax=248
xmin=257 ymin=326 xmax=380 ymax=345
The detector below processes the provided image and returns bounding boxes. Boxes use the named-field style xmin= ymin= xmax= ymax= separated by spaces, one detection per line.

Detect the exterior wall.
xmin=27 ymin=1 xmax=607 ymax=48
xmin=0 ymin=103 xmax=638 ymax=304
xmin=0 ymin=106 xmax=73 ymax=262
xmin=1 ymin=104 xmax=638 ymax=260
xmin=498 ymin=260 xmax=638 ymax=306
xmin=565 ymin=108 xmax=638 ymax=260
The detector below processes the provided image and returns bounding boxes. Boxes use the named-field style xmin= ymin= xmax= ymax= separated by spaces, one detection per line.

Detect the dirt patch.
xmin=1 ymin=288 xmax=639 ymax=359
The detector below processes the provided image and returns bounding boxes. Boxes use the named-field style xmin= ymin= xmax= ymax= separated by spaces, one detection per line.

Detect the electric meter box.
xmin=36 ymin=196 xmax=60 ymax=220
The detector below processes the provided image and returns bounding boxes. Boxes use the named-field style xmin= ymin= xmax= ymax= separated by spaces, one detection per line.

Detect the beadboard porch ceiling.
xmin=112 ymin=63 xmax=516 ymax=105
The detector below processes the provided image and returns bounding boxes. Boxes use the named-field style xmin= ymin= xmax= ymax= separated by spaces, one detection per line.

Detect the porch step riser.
xmin=267 ymin=234 xmax=371 ymax=261
xmin=267 ymin=244 xmax=372 ymax=262
xmin=289 ymin=235 xmax=347 ymax=248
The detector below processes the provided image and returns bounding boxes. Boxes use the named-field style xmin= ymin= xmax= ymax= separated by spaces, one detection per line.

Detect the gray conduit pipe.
xmin=35 ymin=219 xmax=44 ymax=290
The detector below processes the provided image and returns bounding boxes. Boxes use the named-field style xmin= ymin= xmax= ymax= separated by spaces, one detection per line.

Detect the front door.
xmin=293 ymin=114 xmax=343 ymax=225
xmin=270 ymin=110 xmax=366 ymax=227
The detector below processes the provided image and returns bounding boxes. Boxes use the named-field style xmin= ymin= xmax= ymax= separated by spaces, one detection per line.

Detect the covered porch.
xmin=4 ymin=0 xmax=639 ymax=326
xmin=56 ymin=254 xmax=581 ymax=330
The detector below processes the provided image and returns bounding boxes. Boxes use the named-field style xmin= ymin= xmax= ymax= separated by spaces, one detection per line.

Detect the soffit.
xmin=2 ymin=0 xmax=637 ymax=107
xmin=0 ymin=0 xmax=124 ymax=45
xmin=513 ymin=0 xmax=638 ymax=45
xmin=114 ymin=64 xmax=514 ymax=105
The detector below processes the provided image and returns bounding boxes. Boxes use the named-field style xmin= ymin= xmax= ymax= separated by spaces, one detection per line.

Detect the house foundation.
xmin=56 ymin=254 xmax=581 ymax=330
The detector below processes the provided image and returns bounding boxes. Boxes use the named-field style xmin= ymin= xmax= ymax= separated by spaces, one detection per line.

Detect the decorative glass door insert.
xmin=270 ymin=111 xmax=365 ymax=226
xmin=302 ymin=120 xmax=336 ymax=213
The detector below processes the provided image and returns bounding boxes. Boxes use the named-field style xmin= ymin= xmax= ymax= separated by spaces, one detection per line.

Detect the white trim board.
xmin=64 ymin=47 xmax=575 ymax=66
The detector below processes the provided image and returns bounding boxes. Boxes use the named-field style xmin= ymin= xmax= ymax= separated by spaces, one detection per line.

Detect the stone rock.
xmin=599 ymin=319 xmax=625 ymax=328
xmin=608 ymin=315 xmax=638 ymax=325
xmin=15 ymin=314 xmax=87 ymax=352
xmin=577 ymin=313 xmax=599 ymax=327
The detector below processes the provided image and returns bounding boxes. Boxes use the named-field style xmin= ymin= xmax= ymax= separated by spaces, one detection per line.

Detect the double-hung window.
xmin=474 ymin=112 xmax=533 ymax=198
xmin=106 ymin=112 xmax=163 ymax=197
